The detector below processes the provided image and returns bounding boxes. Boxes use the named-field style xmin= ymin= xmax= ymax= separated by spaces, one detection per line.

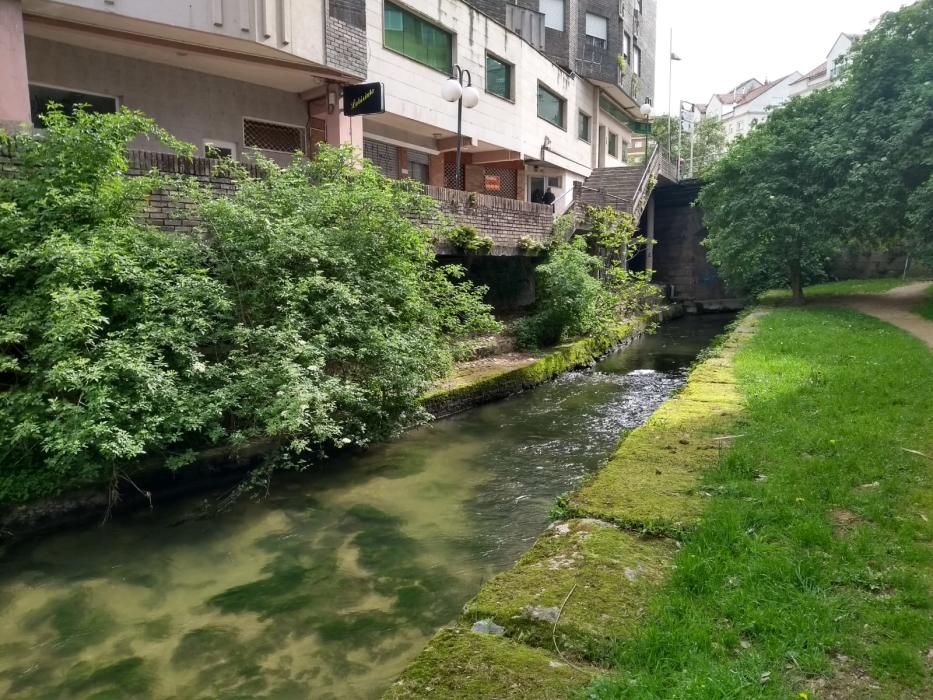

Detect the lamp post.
xmin=640 ymin=100 xmax=653 ymax=163
xmin=441 ymin=64 xmax=479 ymax=190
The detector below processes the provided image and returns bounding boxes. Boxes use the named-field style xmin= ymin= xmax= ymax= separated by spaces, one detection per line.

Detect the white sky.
xmin=653 ymin=0 xmax=911 ymax=114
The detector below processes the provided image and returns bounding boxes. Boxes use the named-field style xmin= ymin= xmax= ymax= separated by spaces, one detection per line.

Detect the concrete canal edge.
xmin=422 ymin=304 xmax=685 ymax=419
xmin=382 ymin=313 xmax=762 ymax=699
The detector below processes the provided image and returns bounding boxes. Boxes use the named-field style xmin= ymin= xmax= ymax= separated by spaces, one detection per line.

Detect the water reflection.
xmin=0 ymin=314 xmax=731 ymax=699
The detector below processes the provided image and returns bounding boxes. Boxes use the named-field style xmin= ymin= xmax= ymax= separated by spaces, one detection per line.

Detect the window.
xmin=384 ymin=2 xmax=453 ymax=74
xmin=29 ymin=84 xmax=117 ymax=123
xmin=537 ymin=84 xmax=565 ymax=128
xmin=528 ymin=175 xmax=546 ymax=202
xmin=408 ymin=151 xmax=430 ymax=184
xmin=608 ymin=132 xmax=618 ymax=157
xmin=540 ymin=0 xmax=565 ymax=31
xmin=244 ymin=119 xmax=305 ymax=153
xmin=584 ymin=13 xmax=608 ymax=49
xmin=635 ymin=0 xmax=643 ymax=14
xmin=619 ymin=0 xmax=625 ymax=16
xmin=486 ymin=54 xmax=512 ymax=100
xmin=578 ymin=111 xmax=591 ymax=142
xmin=622 ymin=32 xmax=631 ymax=62
xmin=632 ymin=45 xmax=642 ymax=75
xmin=547 ymin=175 xmax=563 ymax=188
xmin=203 ymin=139 xmax=237 ymax=159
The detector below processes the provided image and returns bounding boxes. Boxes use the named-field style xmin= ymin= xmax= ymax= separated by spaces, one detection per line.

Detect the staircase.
xmin=574 ymin=145 xmax=663 ymax=224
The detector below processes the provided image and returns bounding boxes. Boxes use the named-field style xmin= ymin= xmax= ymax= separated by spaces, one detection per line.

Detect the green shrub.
xmin=447 ymin=225 xmax=494 ymax=253
xmin=0 ymin=107 xmax=498 ymax=504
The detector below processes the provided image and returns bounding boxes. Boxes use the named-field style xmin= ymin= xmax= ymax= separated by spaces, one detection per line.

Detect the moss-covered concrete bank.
xmin=424 ymin=304 xmax=684 ymax=419
xmin=383 ymin=314 xmax=759 ymax=698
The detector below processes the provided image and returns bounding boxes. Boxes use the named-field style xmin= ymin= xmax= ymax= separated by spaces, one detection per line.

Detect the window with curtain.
xmin=540 ymin=0 xmax=565 ymax=31
xmin=384 ymin=2 xmax=453 ymax=74
xmin=486 ymin=54 xmax=512 ymax=100
xmin=537 ymin=85 xmax=565 ymax=128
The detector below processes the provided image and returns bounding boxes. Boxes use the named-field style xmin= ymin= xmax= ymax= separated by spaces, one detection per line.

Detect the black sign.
xmin=343 ymin=82 xmax=386 ymax=117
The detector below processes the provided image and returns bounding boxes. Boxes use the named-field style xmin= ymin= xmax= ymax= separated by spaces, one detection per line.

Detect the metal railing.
xmin=631 ymin=143 xmax=660 ymax=222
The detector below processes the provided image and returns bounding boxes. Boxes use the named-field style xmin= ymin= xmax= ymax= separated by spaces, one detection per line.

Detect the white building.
xmin=704 ymin=73 xmax=801 ymax=142
xmin=789 ymin=33 xmax=859 ymax=99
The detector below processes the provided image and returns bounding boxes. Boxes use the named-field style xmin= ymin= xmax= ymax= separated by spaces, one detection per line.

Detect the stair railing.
xmin=631 ymin=143 xmax=660 ymax=222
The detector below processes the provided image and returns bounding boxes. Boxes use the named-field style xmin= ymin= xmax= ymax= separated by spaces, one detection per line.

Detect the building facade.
xmin=1 ymin=0 xmax=657 ymax=212
xmin=789 ymin=33 xmax=859 ymax=99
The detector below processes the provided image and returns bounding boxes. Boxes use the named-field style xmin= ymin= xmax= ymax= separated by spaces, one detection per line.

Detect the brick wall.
xmin=126 ymin=151 xmax=555 ymax=257
xmin=326 ymin=0 xmax=368 ymax=79
xmin=424 ymin=186 xmax=555 ymax=255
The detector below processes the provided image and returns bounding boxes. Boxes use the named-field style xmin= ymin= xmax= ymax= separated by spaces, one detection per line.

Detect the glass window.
xmin=578 ymin=111 xmax=591 ymax=142
xmin=537 ymin=85 xmax=565 ymax=128
xmin=608 ymin=132 xmax=618 ymax=157
xmin=633 ymin=45 xmax=642 ymax=75
xmin=29 ymin=84 xmax=117 ymax=123
xmin=384 ymin=2 xmax=453 ymax=74
xmin=486 ymin=54 xmax=512 ymax=100
xmin=585 ymin=13 xmax=608 ymax=49
xmin=635 ymin=0 xmax=643 ymax=13
xmin=547 ymin=176 xmax=562 ymax=188
xmin=622 ymin=32 xmax=631 ymax=62
xmin=540 ymin=0 xmax=565 ymax=31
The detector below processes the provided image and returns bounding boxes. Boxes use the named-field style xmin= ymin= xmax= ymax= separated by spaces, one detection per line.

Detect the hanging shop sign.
xmin=344 ymin=82 xmax=386 ymax=116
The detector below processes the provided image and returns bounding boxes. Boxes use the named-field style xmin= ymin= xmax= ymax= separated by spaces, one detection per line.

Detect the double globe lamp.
xmin=441 ymin=65 xmax=479 ymax=191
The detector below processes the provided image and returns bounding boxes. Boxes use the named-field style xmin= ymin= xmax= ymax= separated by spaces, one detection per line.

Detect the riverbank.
xmin=386 ymin=301 xmax=932 ymax=699
xmin=0 ymin=306 xmax=682 ymax=543
xmin=383 ymin=313 xmax=756 ymax=698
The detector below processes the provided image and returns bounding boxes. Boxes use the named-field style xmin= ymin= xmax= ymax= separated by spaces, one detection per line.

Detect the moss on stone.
xmin=422 ymin=322 xmax=640 ymax=417
xmin=567 ymin=315 xmax=756 ymax=534
xmin=382 ymin=628 xmax=588 ymax=699
xmin=462 ymin=519 xmax=676 ymax=662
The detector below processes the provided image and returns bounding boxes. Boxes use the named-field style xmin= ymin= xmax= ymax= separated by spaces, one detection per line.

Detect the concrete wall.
xmin=26 ymin=0 xmax=328 ymax=67
xmin=0 ymin=0 xmax=31 ymax=127
xmin=651 ymin=184 xmax=731 ymax=301
xmin=25 ymin=37 xmax=309 ymax=164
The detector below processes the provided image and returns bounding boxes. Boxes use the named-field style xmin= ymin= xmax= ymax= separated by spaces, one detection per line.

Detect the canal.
xmin=0 ymin=314 xmax=732 ymax=700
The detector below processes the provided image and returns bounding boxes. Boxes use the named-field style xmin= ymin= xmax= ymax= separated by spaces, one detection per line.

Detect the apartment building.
xmin=1 ymin=0 xmax=657 ymax=211
xmin=789 ymin=33 xmax=859 ymax=99
xmin=704 ymin=73 xmax=802 ymax=142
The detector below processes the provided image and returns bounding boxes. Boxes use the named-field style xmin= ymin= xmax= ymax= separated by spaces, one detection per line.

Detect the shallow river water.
xmin=0 ymin=314 xmax=731 ymax=700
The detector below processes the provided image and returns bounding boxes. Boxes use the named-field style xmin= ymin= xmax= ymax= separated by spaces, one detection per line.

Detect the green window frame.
xmin=384 ymin=2 xmax=453 ymax=74
xmin=486 ymin=54 xmax=512 ymax=100
xmin=537 ymin=84 xmax=566 ymax=129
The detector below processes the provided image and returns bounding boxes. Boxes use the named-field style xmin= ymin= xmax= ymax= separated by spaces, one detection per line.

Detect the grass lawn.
xmin=584 ymin=308 xmax=932 ymax=699
xmin=758 ymin=278 xmax=922 ymax=304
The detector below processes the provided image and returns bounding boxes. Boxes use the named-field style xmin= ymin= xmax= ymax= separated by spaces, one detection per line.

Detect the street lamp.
xmin=441 ymin=64 xmax=479 ymax=190
xmin=640 ymin=100 xmax=653 ymax=163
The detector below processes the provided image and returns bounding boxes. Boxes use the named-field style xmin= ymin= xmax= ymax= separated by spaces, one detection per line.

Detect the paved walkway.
xmin=829 ymin=281 xmax=933 ymax=349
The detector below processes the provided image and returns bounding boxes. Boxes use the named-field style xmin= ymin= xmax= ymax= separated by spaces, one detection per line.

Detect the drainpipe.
xmin=591 ymin=84 xmax=601 ymax=169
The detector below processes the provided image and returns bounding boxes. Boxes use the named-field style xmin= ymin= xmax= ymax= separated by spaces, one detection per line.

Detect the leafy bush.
xmin=516 ymin=238 xmax=608 ymax=348
xmin=0 ymin=107 xmax=498 ymax=503
xmin=516 ymin=206 xmax=659 ymax=349
xmin=447 ymin=225 xmax=494 ymax=253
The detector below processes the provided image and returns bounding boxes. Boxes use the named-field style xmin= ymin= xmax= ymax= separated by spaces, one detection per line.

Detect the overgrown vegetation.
xmin=651 ymin=115 xmax=727 ymax=177
xmin=515 ymin=206 xmax=659 ymax=349
xmin=0 ymin=107 xmax=498 ymax=504
xmin=585 ymin=308 xmax=932 ymax=699
xmin=446 ymin=225 xmax=494 ymax=254
xmin=700 ymin=1 xmax=932 ymax=302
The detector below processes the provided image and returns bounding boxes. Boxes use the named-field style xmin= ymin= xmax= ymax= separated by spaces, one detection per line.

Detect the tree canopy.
xmin=699 ymin=0 xmax=932 ymax=301
xmin=651 ymin=115 xmax=726 ymax=178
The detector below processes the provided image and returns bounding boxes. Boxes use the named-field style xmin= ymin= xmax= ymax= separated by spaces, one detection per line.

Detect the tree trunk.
xmin=789 ymin=258 xmax=804 ymax=305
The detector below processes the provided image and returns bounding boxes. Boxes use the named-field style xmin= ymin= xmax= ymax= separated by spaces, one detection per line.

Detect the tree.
xmin=827 ymin=0 xmax=933 ymax=264
xmin=651 ymin=115 xmax=727 ymax=177
xmin=699 ymin=89 xmax=844 ymax=303
xmin=700 ymin=0 xmax=932 ymax=300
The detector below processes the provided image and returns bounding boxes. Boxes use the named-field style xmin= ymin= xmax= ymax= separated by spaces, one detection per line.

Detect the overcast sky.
xmin=653 ymin=0 xmax=911 ymax=114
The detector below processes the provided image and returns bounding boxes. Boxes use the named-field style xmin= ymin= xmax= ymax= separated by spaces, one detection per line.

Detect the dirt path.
xmin=828 ymin=281 xmax=933 ymax=349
